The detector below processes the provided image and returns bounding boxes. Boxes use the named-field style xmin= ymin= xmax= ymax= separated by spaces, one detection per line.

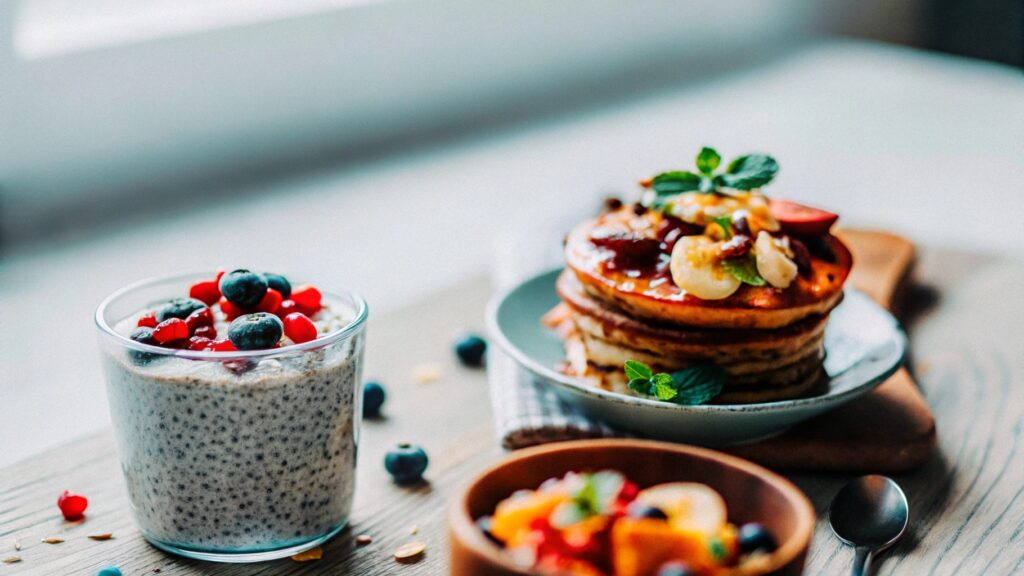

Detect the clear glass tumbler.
xmin=95 ymin=272 xmax=367 ymax=562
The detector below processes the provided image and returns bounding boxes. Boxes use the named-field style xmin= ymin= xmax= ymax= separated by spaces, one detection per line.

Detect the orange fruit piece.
xmin=611 ymin=518 xmax=714 ymax=576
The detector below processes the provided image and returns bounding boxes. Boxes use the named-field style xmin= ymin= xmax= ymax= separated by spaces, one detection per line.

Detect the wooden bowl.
xmin=448 ymin=439 xmax=815 ymax=576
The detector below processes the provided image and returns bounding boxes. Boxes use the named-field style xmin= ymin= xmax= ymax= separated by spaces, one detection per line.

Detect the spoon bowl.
xmin=829 ymin=475 xmax=909 ymax=575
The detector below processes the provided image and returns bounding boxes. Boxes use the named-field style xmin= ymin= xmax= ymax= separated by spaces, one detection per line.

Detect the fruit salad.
xmin=478 ymin=471 xmax=778 ymax=576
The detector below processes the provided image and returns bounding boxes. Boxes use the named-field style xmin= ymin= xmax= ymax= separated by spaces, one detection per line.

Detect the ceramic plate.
xmin=486 ymin=269 xmax=906 ymax=446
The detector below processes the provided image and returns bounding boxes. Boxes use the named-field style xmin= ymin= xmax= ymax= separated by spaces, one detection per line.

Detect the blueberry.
xmin=656 ymin=561 xmax=694 ymax=576
xmin=263 ymin=272 xmax=292 ymax=298
xmin=454 ymin=334 xmax=487 ymax=367
xmin=156 ymin=297 xmax=207 ymax=322
xmin=128 ymin=326 xmax=160 ymax=364
xmin=219 ymin=269 xmax=268 ymax=309
xmin=363 ymin=381 xmax=386 ymax=418
xmin=97 ymin=567 xmax=123 ymax=576
xmin=626 ymin=502 xmax=668 ymax=520
xmin=384 ymin=443 xmax=428 ymax=484
xmin=738 ymin=522 xmax=778 ymax=554
xmin=227 ymin=313 xmax=283 ymax=350
xmin=476 ymin=515 xmax=503 ymax=547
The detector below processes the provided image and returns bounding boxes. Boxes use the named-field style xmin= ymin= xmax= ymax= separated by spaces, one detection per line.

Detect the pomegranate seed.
xmin=57 ymin=491 xmax=88 ymax=520
xmin=219 ymin=297 xmax=244 ymax=321
xmin=277 ymin=299 xmax=299 ymax=318
xmin=209 ymin=339 xmax=237 ymax=352
xmin=185 ymin=307 xmax=213 ymax=332
xmin=291 ymin=285 xmax=322 ymax=316
xmin=136 ymin=313 xmax=158 ymax=328
xmin=283 ymin=312 xmax=318 ymax=344
xmin=188 ymin=336 xmax=213 ymax=351
xmin=153 ymin=318 xmax=189 ymax=343
xmin=257 ymin=288 xmax=283 ymax=314
xmin=188 ymin=280 xmax=221 ymax=306
xmin=193 ymin=325 xmax=217 ymax=339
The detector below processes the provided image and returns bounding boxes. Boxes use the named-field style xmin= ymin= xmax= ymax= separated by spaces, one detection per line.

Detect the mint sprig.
xmin=648 ymin=147 xmax=778 ymax=197
xmin=722 ymin=256 xmax=766 ymax=286
xmin=625 ymin=360 xmax=726 ymax=405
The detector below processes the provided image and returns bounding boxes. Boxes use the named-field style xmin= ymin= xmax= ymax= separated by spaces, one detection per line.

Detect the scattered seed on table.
xmin=408 ymin=525 xmax=419 ymax=535
xmin=413 ymin=364 xmax=442 ymax=384
xmin=355 ymin=534 xmax=373 ymax=546
xmin=3 ymin=556 xmax=21 ymax=564
xmin=13 ymin=540 xmax=20 ymax=551
xmin=88 ymin=533 xmax=114 ymax=541
xmin=291 ymin=547 xmax=323 ymax=562
xmin=394 ymin=541 xmax=426 ymax=563
xmin=41 ymin=537 xmax=64 ymax=544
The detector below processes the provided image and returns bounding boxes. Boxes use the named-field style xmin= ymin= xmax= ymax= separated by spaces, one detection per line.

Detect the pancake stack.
xmin=547 ymin=193 xmax=852 ymax=404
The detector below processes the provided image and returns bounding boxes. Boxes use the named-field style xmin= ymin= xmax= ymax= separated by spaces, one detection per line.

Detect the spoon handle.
xmin=852 ymin=546 xmax=873 ymax=576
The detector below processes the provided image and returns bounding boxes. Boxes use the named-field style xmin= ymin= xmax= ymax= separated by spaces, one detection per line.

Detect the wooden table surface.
xmin=1 ymin=246 xmax=1022 ymax=576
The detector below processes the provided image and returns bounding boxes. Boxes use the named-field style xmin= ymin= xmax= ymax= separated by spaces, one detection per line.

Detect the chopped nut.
xmin=394 ymin=541 xmax=426 ymax=563
xmin=291 ymin=547 xmax=323 ymax=562
xmin=41 ymin=537 xmax=65 ymax=544
xmin=88 ymin=533 xmax=114 ymax=541
xmin=413 ymin=364 xmax=442 ymax=384
xmin=2 ymin=556 xmax=21 ymax=564
xmin=355 ymin=534 xmax=373 ymax=546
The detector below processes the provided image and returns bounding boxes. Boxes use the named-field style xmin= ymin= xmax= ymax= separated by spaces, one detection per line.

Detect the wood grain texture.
xmin=2 ymin=247 xmax=1023 ymax=575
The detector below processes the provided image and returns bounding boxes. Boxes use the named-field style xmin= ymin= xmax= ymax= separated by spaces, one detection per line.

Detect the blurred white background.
xmin=1 ymin=0 xmax=1022 ymax=465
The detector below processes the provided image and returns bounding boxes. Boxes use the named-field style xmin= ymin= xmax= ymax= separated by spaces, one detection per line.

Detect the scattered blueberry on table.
xmin=454 ymin=334 xmax=487 ymax=367
xmin=738 ymin=522 xmax=778 ymax=553
xmin=656 ymin=561 xmax=695 ymax=576
xmin=384 ymin=443 xmax=429 ymax=484
xmin=227 ymin=312 xmax=284 ymax=350
xmin=96 ymin=567 xmax=122 ymax=576
xmin=362 ymin=381 xmax=386 ymax=418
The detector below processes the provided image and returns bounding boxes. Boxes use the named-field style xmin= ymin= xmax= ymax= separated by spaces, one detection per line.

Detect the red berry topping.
xmin=136 ymin=313 xmax=158 ymax=328
xmin=219 ymin=297 xmax=244 ymax=321
xmin=188 ymin=336 xmax=213 ymax=350
xmin=215 ymin=268 xmax=226 ymax=282
xmin=283 ymin=312 xmax=318 ymax=344
xmin=277 ymin=299 xmax=299 ymax=318
xmin=193 ymin=325 xmax=217 ymax=340
xmin=185 ymin=307 xmax=214 ymax=332
xmin=257 ymin=288 xmax=283 ymax=314
xmin=188 ymin=279 xmax=221 ymax=306
xmin=57 ymin=491 xmax=88 ymax=520
xmin=153 ymin=318 xmax=189 ymax=343
xmin=209 ymin=339 xmax=238 ymax=352
xmin=291 ymin=285 xmax=322 ymax=316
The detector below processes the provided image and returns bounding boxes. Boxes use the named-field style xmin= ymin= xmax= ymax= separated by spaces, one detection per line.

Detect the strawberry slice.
xmin=769 ymin=198 xmax=838 ymax=237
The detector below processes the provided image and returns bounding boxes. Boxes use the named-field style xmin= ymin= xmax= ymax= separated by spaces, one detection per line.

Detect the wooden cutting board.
xmin=724 ymin=229 xmax=937 ymax=473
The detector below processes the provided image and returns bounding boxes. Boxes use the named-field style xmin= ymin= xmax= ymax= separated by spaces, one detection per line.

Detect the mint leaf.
xmin=709 ymin=537 xmax=728 ymax=561
xmin=716 ymin=154 xmax=778 ymax=190
xmin=628 ymin=378 xmax=650 ymax=395
xmin=670 ymin=364 xmax=726 ymax=405
xmin=624 ymin=360 xmax=653 ymax=381
xmin=696 ymin=147 xmax=721 ymax=175
xmin=722 ymin=256 xmax=766 ymax=286
xmin=651 ymin=373 xmax=678 ymax=401
xmin=652 ymin=171 xmax=701 ymax=195
xmin=714 ymin=215 xmax=733 ymax=239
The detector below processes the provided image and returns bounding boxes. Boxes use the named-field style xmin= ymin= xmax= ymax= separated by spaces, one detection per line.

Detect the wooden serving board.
xmin=725 ymin=229 xmax=937 ymax=473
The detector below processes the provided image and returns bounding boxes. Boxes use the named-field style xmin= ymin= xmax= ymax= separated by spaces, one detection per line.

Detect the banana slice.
xmin=634 ymin=483 xmax=728 ymax=536
xmin=754 ymin=231 xmax=798 ymax=289
xmin=670 ymin=236 xmax=741 ymax=300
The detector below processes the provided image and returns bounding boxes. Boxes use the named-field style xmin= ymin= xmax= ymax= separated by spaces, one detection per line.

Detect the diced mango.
xmin=611 ymin=518 xmax=715 ymax=576
xmin=491 ymin=491 xmax=567 ymax=543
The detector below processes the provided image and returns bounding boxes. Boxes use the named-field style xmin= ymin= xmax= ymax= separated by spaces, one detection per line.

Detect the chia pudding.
xmin=95 ymin=272 xmax=367 ymax=561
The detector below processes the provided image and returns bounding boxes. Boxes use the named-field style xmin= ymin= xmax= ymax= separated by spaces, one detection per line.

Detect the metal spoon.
xmin=829 ymin=475 xmax=909 ymax=576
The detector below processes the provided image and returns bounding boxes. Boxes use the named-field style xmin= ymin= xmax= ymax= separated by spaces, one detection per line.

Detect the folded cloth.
xmin=489 ymin=351 xmax=627 ymax=450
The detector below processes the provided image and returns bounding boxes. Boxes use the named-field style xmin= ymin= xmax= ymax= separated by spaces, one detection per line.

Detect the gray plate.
xmin=486 ymin=269 xmax=906 ymax=446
